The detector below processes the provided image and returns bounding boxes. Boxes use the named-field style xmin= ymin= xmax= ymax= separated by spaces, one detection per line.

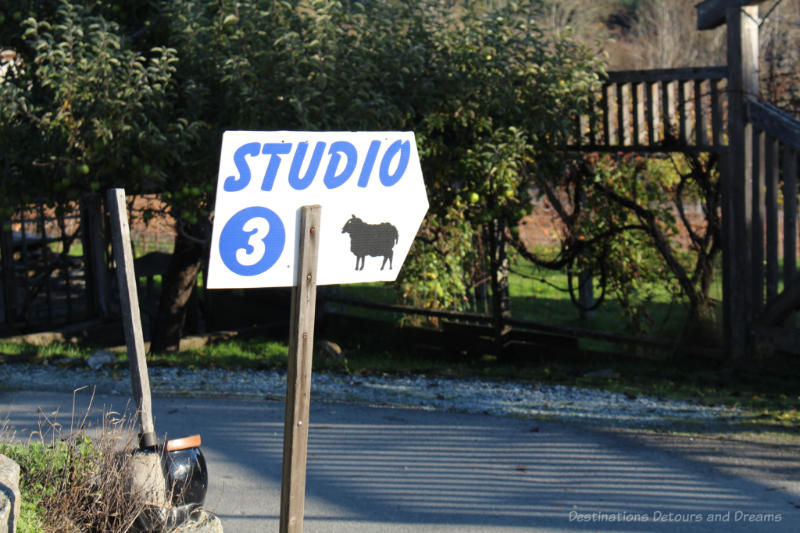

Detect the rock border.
xmin=0 ymin=454 xmax=20 ymax=533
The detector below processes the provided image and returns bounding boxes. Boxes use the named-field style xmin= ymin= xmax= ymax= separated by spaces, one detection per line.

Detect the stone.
xmin=0 ymin=454 xmax=20 ymax=533
xmin=87 ymin=349 xmax=117 ymax=370
xmin=315 ymin=340 xmax=344 ymax=361
xmin=583 ymin=368 xmax=620 ymax=379
xmin=52 ymin=357 xmax=83 ymax=368
xmin=127 ymin=450 xmax=170 ymax=533
xmin=127 ymin=450 xmax=168 ymax=507
xmin=171 ymin=511 xmax=224 ymax=533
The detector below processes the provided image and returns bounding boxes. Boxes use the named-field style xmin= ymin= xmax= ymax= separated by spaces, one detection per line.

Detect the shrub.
xmin=1 ymin=400 xmax=146 ymax=533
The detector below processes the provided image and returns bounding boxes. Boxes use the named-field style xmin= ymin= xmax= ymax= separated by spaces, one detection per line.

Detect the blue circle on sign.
xmin=219 ymin=206 xmax=285 ymax=276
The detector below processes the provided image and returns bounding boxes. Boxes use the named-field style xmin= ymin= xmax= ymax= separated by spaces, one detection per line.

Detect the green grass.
xmin=334 ymin=252 xmax=715 ymax=347
xmin=149 ymin=338 xmax=289 ymax=370
xmin=0 ymin=341 xmax=86 ymax=363
xmin=508 ymin=260 xmax=691 ymax=338
xmin=0 ymin=339 xmax=289 ymax=371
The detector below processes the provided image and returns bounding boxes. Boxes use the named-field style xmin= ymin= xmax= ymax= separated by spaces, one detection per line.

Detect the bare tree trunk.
xmin=150 ymin=230 xmax=205 ymax=353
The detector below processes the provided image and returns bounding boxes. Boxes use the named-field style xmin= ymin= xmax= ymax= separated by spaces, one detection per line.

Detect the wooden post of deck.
xmin=725 ymin=4 xmax=759 ymax=359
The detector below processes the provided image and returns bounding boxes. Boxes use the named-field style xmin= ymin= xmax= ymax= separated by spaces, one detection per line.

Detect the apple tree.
xmin=397 ymin=0 xmax=603 ymax=342
xmin=0 ymin=0 xmax=200 ymax=219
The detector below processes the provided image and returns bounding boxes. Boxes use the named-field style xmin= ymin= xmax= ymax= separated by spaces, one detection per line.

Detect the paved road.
xmin=2 ymin=389 xmax=800 ymax=532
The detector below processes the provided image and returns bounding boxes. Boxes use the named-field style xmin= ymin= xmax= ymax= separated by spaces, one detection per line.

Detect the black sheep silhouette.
xmin=341 ymin=215 xmax=399 ymax=271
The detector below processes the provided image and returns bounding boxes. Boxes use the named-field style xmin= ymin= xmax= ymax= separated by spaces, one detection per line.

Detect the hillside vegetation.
xmin=539 ymin=0 xmax=800 ymax=114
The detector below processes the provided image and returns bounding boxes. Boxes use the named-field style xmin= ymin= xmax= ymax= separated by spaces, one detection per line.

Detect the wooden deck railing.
xmin=567 ymin=67 xmax=729 ymax=153
xmin=564 ymin=65 xmax=800 ymax=350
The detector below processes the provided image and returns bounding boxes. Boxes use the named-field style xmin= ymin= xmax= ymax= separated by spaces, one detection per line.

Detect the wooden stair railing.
xmin=747 ymin=98 xmax=800 ymax=330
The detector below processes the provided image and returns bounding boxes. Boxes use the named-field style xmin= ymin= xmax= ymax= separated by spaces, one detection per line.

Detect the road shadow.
xmin=2 ymin=390 xmax=799 ymax=532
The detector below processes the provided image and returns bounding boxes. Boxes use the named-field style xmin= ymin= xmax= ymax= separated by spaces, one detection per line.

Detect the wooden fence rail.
xmin=323 ymin=294 xmax=727 ymax=358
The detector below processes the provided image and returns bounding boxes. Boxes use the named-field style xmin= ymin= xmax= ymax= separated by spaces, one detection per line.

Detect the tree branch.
xmin=594 ymin=181 xmax=700 ymax=307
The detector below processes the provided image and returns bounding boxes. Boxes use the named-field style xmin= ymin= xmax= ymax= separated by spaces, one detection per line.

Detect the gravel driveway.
xmin=0 ymin=362 xmax=743 ymax=431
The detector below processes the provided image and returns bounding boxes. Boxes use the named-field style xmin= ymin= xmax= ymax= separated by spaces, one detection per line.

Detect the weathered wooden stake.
xmin=280 ymin=205 xmax=321 ymax=533
xmin=107 ymin=188 xmax=157 ymax=449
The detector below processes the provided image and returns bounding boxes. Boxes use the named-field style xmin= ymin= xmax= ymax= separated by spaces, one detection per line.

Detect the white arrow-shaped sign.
xmin=207 ymin=131 xmax=429 ymax=288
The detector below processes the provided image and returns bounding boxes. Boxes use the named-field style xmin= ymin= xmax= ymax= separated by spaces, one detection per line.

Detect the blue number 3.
xmin=219 ymin=207 xmax=285 ymax=276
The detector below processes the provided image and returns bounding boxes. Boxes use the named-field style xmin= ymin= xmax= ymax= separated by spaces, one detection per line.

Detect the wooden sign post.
xmin=279 ymin=205 xmax=320 ymax=533
xmin=107 ymin=188 xmax=157 ymax=449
